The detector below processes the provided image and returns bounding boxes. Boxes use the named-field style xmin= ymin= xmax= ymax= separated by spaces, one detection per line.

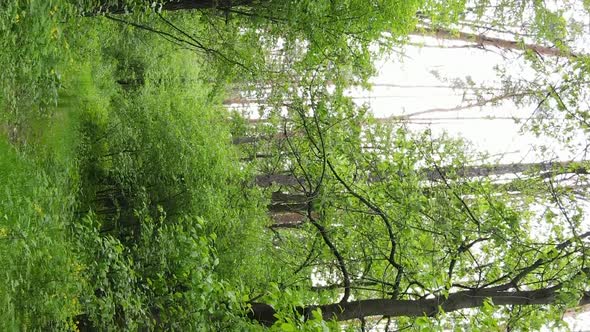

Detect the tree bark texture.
xmin=97 ymin=0 xmax=256 ymax=14
xmin=249 ymin=288 xmax=590 ymax=326
xmin=255 ymin=161 xmax=589 ymax=186
xmin=416 ymin=27 xmax=578 ymax=58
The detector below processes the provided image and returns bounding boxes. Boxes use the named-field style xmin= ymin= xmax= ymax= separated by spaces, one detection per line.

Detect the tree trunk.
xmin=414 ymin=26 xmax=578 ymax=58
xmin=161 ymin=0 xmax=255 ymax=11
xmin=249 ymin=287 xmax=590 ymax=326
xmin=232 ymin=133 xmax=291 ymax=145
xmin=96 ymin=0 xmax=256 ymax=14
xmin=256 ymin=161 xmax=589 ymax=186
xmin=256 ymin=174 xmax=302 ymax=187
xmin=425 ymin=160 xmax=589 ymax=181
xmin=392 ymin=92 xmax=531 ymax=119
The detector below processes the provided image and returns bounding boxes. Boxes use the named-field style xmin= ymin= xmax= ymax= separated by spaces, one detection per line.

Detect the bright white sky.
xmin=352 ymin=36 xmax=577 ymax=165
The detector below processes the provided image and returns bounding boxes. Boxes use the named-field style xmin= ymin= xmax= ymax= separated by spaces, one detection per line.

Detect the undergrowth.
xmin=0 ymin=2 xmax=275 ymax=330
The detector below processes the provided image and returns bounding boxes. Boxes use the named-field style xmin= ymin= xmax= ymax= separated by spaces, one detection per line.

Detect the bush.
xmin=0 ymin=138 xmax=83 ymax=331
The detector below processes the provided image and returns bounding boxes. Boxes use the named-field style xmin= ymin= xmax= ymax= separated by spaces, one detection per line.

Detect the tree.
xmin=97 ymin=0 xmax=255 ymax=13
xmin=117 ymin=0 xmax=589 ymax=328
xmin=232 ymin=83 xmax=590 ymax=329
xmin=250 ymin=285 xmax=590 ymax=326
xmin=4 ymin=0 xmax=589 ymax=330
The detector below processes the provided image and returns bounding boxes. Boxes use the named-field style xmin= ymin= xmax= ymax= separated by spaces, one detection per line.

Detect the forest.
xmin=0 ymin=0 xmax=589 ymax=330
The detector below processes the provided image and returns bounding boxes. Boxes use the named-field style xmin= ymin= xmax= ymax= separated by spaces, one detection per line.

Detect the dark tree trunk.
xmin=255 ymin=174 xmax=302 ymax=187
xmin=249 ymin=287 xmax=590 ymax=326
xmin=96 ymin=0 xmax=256 ymax=14
xmin=161 ymin=0 xmax=254 ymax=11
xmin=268 ymin=202 xmax=308 ymax=213
xmin=269 ymin=212 xmax=306 ymax=228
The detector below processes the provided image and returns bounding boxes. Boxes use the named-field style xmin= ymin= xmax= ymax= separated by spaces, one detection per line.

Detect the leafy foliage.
xmin=0 ymin=132 xmax=82 ymax=331
xmin=1 ymin=0 xmax=589 ymax=331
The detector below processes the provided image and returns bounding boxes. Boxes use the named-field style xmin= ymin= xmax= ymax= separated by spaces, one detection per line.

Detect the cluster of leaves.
xmin=0 ymin=137 xmax=83 ymax=331
xmin=0 ymin=3 xmax=88 ymax=329
xmin=0 ymin=0 xmax=77 ymax=125
xmin=66 ymin=18 xmax=286 ymax=329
